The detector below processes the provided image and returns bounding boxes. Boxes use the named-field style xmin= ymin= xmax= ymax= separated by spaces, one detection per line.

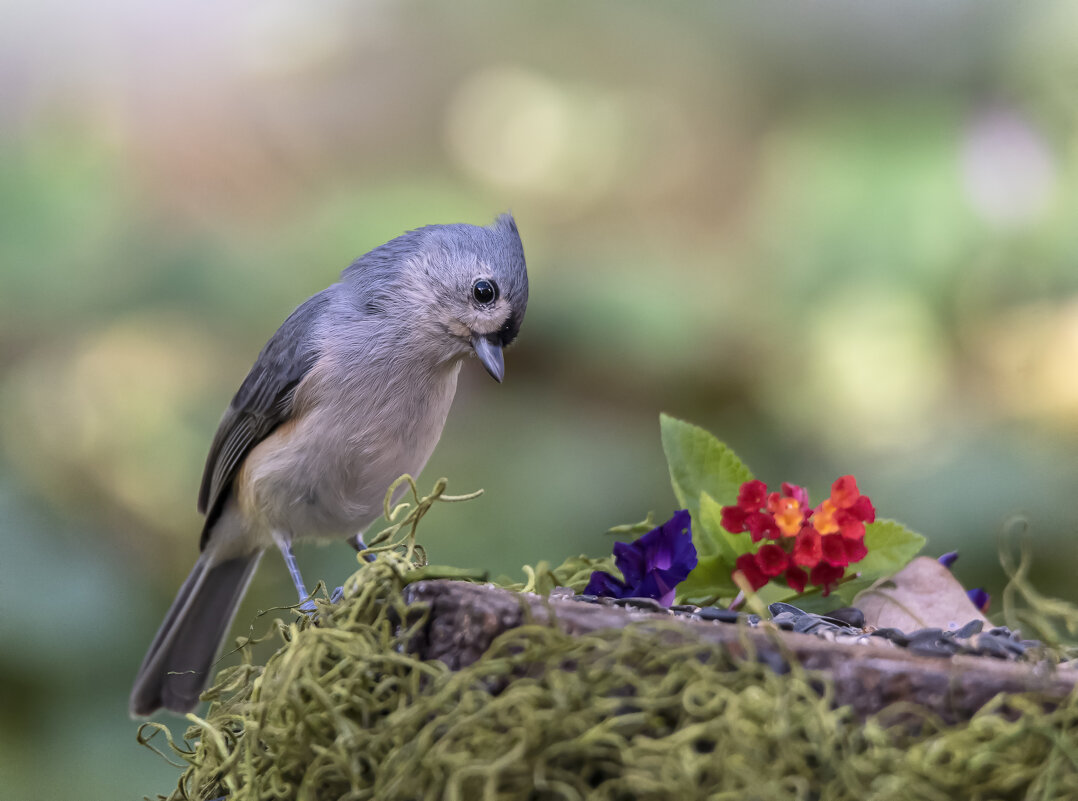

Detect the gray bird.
xmin=130 ymin=214 xmax=528 ymax=716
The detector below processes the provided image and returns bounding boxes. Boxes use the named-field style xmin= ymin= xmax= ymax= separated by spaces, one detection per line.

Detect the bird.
xmin=129 ymin=214 xmax=528 ymax=716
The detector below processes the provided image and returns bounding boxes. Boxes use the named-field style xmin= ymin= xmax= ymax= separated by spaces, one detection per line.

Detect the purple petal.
xmin=634 ymin=570 xmax=679 ymax=607
xmin=584 ymin=570 xmax=628 ymax=599
xmin=654 ymin=509 xmax=693 ymax=569
xmin=938 ymin=551 xmax=959 ymax=570
xmin=620 ymin=510 xmax=694 ymax=572
xmin=612 ymin=540 xmax=648 ymax=586
xmin=633 ymin=569 xmax=694 ymax=603
xmin=608 ymin=511 xmax=698 ymax=605
xmin=666 ymin=519 xmax=698 ymax=573
xmin=967 ymin=588 xmax=990 ymax=613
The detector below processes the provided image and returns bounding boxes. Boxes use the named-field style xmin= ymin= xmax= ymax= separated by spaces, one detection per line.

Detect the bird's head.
xmin=345 ymin=214 xmax=529 ymax=382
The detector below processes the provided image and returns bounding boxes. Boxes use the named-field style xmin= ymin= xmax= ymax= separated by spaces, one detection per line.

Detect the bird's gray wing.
xmin=197 ymin=291 xmax=332 ymax=544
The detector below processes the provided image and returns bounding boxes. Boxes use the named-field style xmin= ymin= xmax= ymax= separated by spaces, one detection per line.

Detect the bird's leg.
xmin=349 ymin=532 xmax=377 ymax=562
xmin=331 ymin=532 xmax=374 ymax=603
xmin=272 ymin=532 xmax=317 ymax=613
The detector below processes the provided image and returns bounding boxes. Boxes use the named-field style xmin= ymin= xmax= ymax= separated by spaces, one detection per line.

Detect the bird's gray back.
xmin=197 ymin=289 xmax=333 ymax=545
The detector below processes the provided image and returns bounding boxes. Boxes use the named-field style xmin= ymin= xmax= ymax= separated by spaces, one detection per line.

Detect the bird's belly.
xmin=235 ymin=371 xmax=459 ymax=542
xmin=237 ymin=418 xmax=405 ymax=539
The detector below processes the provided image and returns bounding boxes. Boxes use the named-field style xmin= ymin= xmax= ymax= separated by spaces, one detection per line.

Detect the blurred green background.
xmin=4 ymin=1 xmax=1078 ymax=796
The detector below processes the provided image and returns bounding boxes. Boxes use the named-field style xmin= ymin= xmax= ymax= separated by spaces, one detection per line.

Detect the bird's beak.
xmin=471 ymin=334 xmax=505 ymax=383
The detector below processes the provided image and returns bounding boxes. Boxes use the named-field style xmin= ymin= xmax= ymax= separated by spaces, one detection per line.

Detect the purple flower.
xmin=584 ymin=510 xmax=698 ymax=606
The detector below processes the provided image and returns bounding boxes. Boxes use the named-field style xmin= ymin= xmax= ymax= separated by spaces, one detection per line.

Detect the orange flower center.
xmin=771 ymin=497 xmax=803 ymax=537
xmin=814 ymin=498 xmax=840 ymax=535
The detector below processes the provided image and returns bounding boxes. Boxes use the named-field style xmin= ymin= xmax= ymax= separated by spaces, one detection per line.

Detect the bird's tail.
xmin=129 ymin=550 xmax=262 ymax=717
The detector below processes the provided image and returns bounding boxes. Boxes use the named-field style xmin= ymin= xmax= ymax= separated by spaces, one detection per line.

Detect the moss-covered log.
xmin=142 ymin=556 xmax=1078 ymax=801
xmin=406 ymin=579 xmax=1078 ymax=723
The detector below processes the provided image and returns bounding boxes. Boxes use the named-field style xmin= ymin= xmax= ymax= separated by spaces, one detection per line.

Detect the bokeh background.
xmin=4 ymin=1 xmax=1078 ymax=796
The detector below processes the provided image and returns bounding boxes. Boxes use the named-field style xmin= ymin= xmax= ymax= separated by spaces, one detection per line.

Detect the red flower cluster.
xmin=722 ymin=476 xmax=876 ymax=595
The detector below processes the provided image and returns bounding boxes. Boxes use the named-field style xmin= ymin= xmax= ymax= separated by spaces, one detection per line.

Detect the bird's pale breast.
xmin=234 ymin=352 xmax=462 ymax=544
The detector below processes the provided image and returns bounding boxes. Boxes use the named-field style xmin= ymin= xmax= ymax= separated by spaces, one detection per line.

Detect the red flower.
xmin=820 ymin=534 xmax=849 ymax=567
xmin=738 ymin=480 xmax=768 ymax=509
xmin=723 ymin=476 xmax=876 ymax=597
xmin=792 ymin=526 xmax=822 ymax=567
xmin=830 ymin=475 xmax=861 ymax=508
xmin=785 ymin=565 xmax=807 ymax=593
xmin=724 ymin=480 xmax=780 ymax=540
xmin=721 ymin=505 xmax=748 ymax=533
xmin=838 ymin=515 xmax=867 ymax=542
xmin=755 ymin=544 xmax=789 ymax=577
xmin=745 ymin=511 xmax=780 ymax=542
xmin=735 ymin=553 xmax=769 ymax=591
xmin=844 ymin=537 xmax=868 ymax=564
xmin=809 ymin=562 xmax=845 ymax=595
xmin=814 ymin=475 xmax=876 ymax=542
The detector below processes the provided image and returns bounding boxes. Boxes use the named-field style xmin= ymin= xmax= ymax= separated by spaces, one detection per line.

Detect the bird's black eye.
xmin=472 ymin=278 xmax=497 ymax=305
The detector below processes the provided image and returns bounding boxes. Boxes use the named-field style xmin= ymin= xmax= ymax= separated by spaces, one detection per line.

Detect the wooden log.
xmin=404 ymin=579 xmax=1078 ymax=723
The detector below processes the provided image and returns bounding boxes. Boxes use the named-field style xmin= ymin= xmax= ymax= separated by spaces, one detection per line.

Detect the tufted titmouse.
xmin=129 ymin=214 xmax=528 ymax=716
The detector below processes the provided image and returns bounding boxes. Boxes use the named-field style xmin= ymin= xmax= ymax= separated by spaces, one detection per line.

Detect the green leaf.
xmin=698 ymin=491 xmax=752 ymax=561
xmin=754 ymin=581 xmax=801 ymax=607
xmin=606 ymin=513 xmax=657 ymax=538
xmin=679 ymin=492 xmax=754 ymax=604
xmin=830 ymin=575 xmax=879 ymax=607
xmin=677 ymin=554 xmax=739 ymax=604
xmin=660 ymin=413 xmax=754 ymax=526
xmin=855 ymin=518 xmax=926 ymax=579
